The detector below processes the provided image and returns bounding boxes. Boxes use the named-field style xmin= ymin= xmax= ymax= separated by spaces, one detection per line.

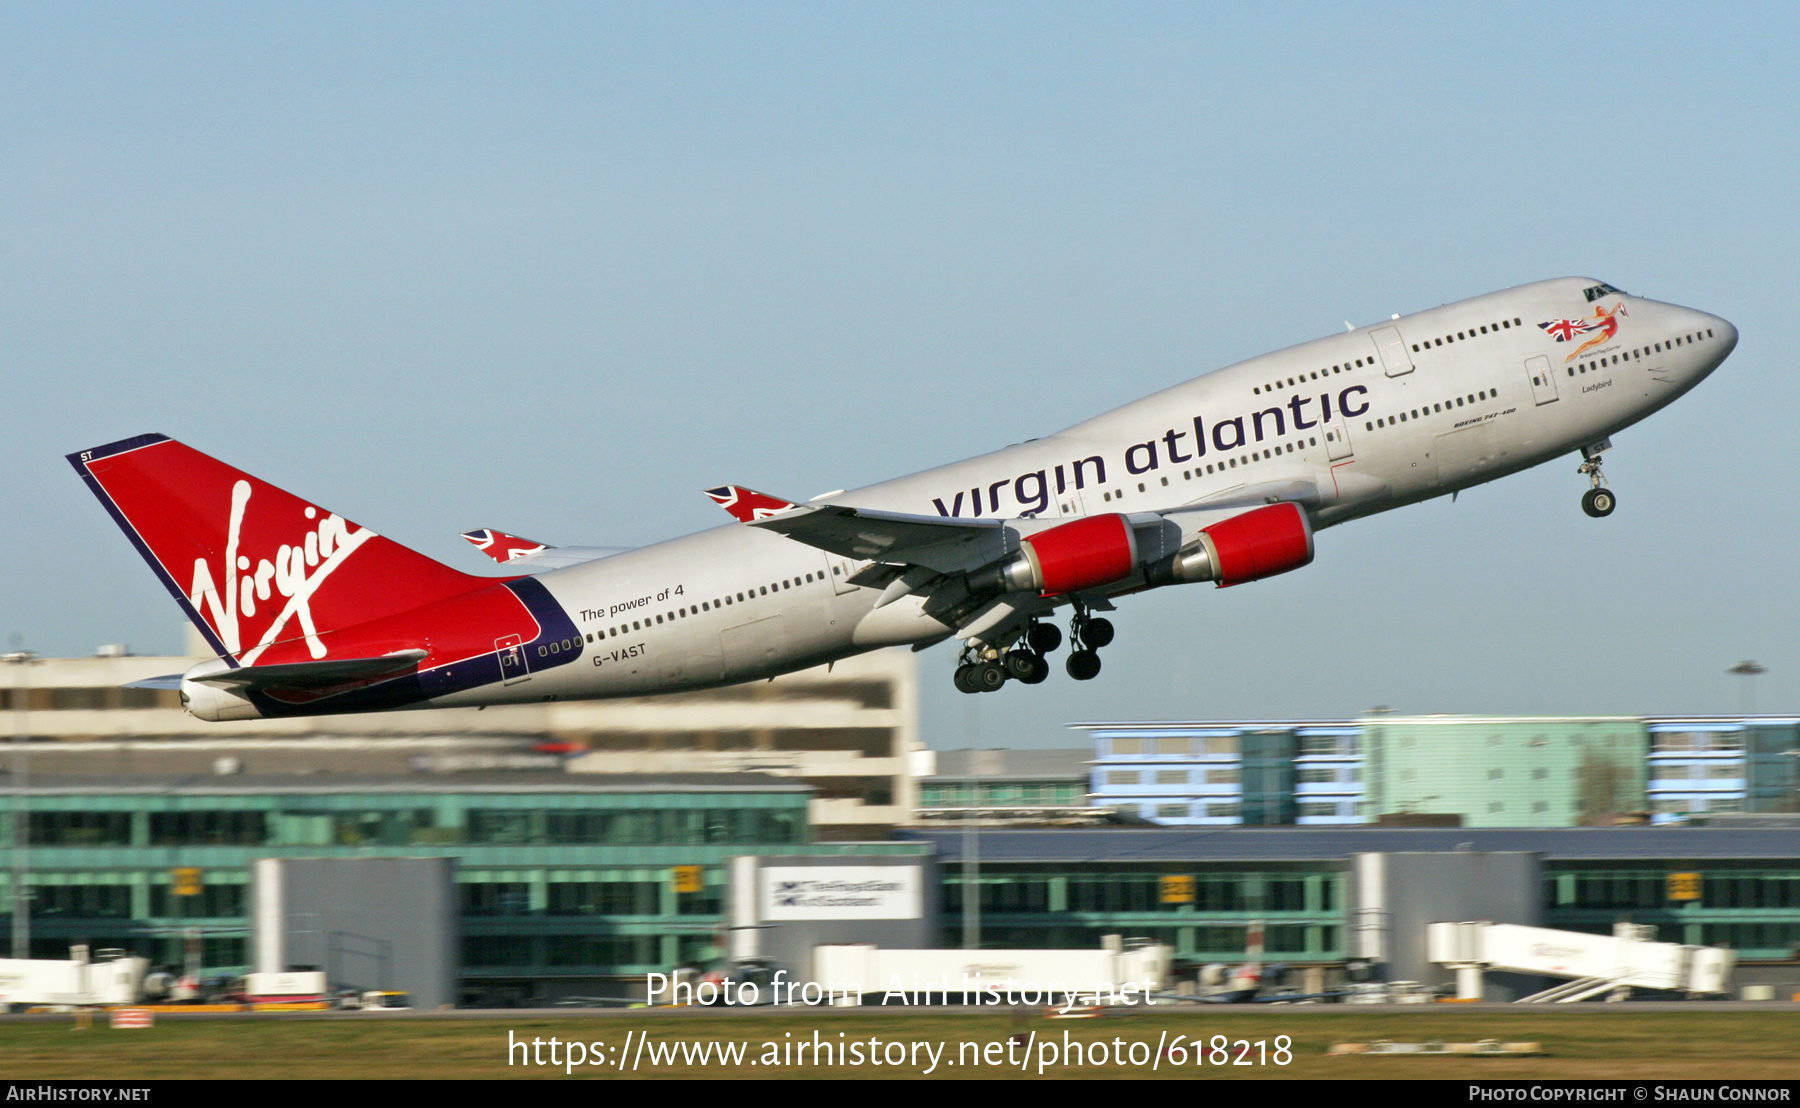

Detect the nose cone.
xmin=1715 ymin=315 xmax=1739 ymax=355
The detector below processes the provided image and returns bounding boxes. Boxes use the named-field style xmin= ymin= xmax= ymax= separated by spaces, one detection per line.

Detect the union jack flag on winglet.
xmin=704 ymin=486 xmax=799 ymax=523
xmin=460 ymin=528 xmax=550 ymax=563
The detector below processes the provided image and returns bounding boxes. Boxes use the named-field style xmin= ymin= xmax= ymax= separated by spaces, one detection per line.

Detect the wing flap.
xmin=751 ymin=503 xmax=1009 ymax=573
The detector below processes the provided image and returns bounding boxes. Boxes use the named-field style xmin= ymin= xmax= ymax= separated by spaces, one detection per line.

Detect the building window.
xmin=148 ymin=811 xmax=267 ymax=846
xmin=30 ymin=884 xmax=133 ymax=919
xmin=27 ymin=812 xmax=132 ymax=846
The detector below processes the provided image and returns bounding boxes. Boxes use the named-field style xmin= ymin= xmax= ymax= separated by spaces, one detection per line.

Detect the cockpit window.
xmin=1583 ymin=283 xmax=1625 ymax=302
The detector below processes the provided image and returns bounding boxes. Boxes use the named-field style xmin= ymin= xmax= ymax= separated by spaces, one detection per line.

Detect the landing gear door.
xmin=1325 ymin=417 xmax=1354 ymax=461
xmin=495 ymin=634 xmax=530 ymax=685
xmin=1526 ymin=354 xmax=1559 ymax=405
xmin=1369 ymin=326 xmax=1414 ymax=377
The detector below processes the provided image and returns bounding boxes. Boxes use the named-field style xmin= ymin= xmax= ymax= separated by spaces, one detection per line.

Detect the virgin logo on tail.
xmin=186 ymin=480 xmax=374 ymax=663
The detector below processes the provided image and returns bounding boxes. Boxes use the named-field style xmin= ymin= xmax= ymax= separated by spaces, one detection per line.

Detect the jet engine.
xmin=976 ymin=513 xmax=1138 ymax=597
xmin=1161 ymin=501 xmax=1314 ymax=587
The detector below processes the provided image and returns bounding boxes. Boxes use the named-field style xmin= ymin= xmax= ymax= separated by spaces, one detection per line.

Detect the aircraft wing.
xmin=705 ymin=486 xmax=1010 ymax=574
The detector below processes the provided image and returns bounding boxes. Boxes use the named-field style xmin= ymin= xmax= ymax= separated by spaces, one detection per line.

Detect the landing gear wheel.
xmin=1081 ymin=617 xmax=1115 ymax=649
xmin=1005 ymin=650 xmax=1049 ymax=684
xmin=1582 ymin=487 xmax=1616 ymax=518
xmin=1026 ymin=623 xmax=1063 ymax=655
xmin=1066 ymin=650 xmax=1101 ymax=681
xmin=973 ymin=661 xmax=1008 ymax=692
xmin=953 ymin=664 xmax=980 ymax=694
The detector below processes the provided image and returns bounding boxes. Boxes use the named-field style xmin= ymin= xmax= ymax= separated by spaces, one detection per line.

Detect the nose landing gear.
xmin=1578 ymin=439 xmax=1616 ymax=518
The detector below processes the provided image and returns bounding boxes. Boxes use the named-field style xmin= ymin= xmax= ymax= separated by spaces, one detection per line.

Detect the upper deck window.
xmin=1583 ymin=283 xmax=1625 ymax=302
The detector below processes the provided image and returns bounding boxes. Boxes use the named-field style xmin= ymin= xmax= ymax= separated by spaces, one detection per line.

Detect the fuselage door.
xmin=495 ymin=634 xmax=530 ymax=685
xmin=827 ymin=554 xmax=864 ymax=596
xmin=1325 ymin=417 xmax=1354 ymax=461
xmin=1525 ymin=354 xmax=1559 ymax=405
xmin=1369 ymin=326 xmax=1414 ymax=377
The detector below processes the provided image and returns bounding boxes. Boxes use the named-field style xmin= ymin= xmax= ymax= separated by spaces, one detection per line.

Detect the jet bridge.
xmin=1427 ymin=920 xmax=1735 ymax=1002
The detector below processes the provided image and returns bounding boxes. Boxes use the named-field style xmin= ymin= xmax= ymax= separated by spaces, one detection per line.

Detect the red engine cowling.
xmin=1019 ymin=513 xmax=1137 ymax=596
xmin=1198 ymin=502 xmax=1314 ymax=586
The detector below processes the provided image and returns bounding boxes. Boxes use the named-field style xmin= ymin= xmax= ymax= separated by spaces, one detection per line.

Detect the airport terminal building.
xmin=1079 ymin=715 xmax=1800 ymax=827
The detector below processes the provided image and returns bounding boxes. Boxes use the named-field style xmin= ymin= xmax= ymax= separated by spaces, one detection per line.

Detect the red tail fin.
xmin=70 ymin=434 xmax=490 ymax=665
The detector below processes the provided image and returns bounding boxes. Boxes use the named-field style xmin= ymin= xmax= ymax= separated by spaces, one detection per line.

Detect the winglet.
xmin=703 ymin=486 xmax=800 ymax=523
xmin=461 ymin=528 xmax=552 ymax=563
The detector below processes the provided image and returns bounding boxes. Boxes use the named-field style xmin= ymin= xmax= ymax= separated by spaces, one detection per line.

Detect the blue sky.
xmin=5 ymin=4 xmax=1797 ymax=747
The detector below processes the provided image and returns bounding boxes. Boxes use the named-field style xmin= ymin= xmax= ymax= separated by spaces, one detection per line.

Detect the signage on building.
xmin=1159 ymin=875 xmax=1196 ymax=904
xmin=760 ymin=866 xmax=921 ymax=921
xmin=671 ymin=865 xmax=704 ymax=894
xmin=1667 ymin=872 xmax=1702 ymax=901
xmin=171 ymin=867 xmax=203 ymax=897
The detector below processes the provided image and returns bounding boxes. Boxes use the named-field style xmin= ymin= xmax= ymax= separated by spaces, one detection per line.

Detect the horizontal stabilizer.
xmin=461 ymin=528 xmax=551 ymax=563
xmin=123 ymin=674 xmax=184 ymax=691
xmin=461 ymin=528 xmax=630 ymax=572
xmin=193 ymin=650 xmax=428 ymax=691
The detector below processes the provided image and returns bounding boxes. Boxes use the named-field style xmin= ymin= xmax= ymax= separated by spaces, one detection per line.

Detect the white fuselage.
xmin=430 ymin=276 xmax=1736 ymax=706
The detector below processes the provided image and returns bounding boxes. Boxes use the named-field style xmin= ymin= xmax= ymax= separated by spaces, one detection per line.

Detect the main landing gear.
xmin=1578 ymin=439 xmax=1616 ymax=518
xmin=952 ymin=609 xmax=1116 ymax=693
xmin=1066 ymin=610 xmax=1112 ymax=682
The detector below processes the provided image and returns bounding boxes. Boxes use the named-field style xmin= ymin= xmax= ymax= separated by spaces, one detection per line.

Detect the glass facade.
xmin=1544 ymin=864 xmax=1800 ymax=959
xmin=0 ymin=779 xmax=837 ymax=983
xmin=940 ymin=863 xmax=1345 ymax=960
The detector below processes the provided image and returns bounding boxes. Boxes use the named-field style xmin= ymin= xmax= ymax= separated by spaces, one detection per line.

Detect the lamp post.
xmin=1728 ymin=661 xmax=1766 ymax=716
xmin=961 ymin=698 xmax=981 ymax=952
xmin=5 ymin=650 xmax=38 ymax=959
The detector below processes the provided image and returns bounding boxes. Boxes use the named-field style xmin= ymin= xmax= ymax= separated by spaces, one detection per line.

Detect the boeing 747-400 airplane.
xmin=71 ymin=277 xmax=1734 ymax=716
